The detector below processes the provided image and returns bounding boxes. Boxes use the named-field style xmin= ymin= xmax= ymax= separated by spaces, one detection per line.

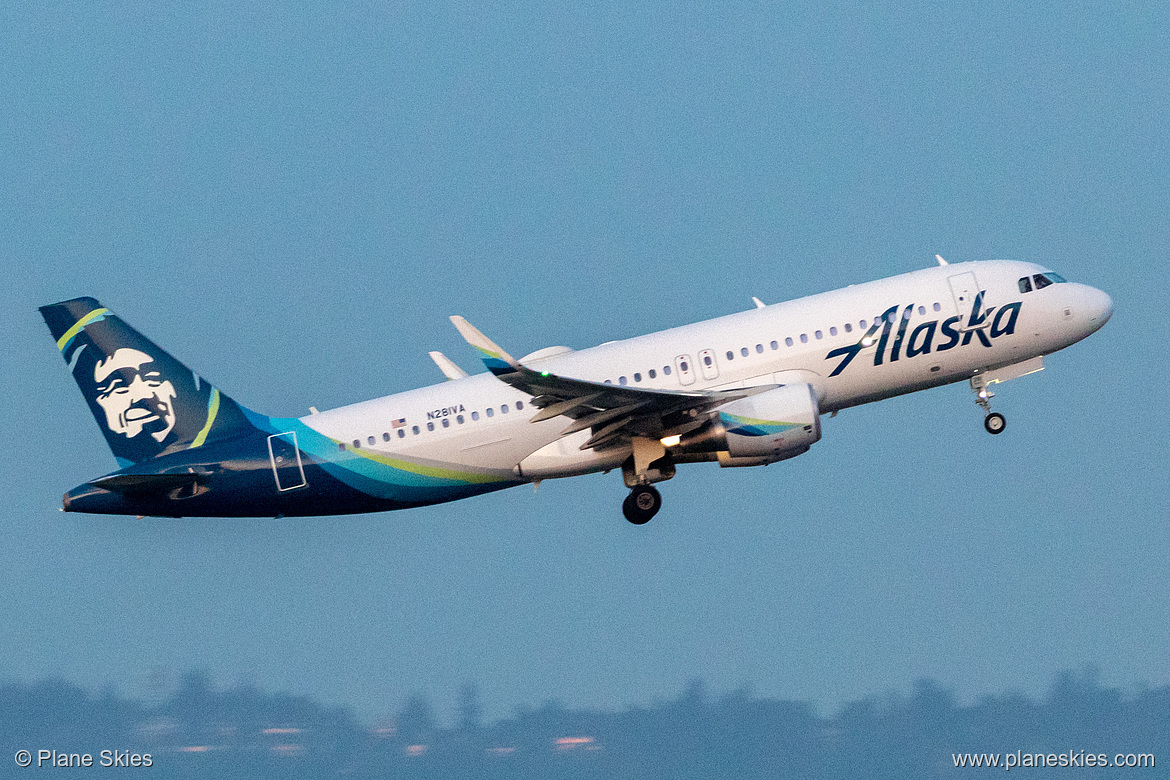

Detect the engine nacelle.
xmin=676 ymin=383 xmax=821 ymax=465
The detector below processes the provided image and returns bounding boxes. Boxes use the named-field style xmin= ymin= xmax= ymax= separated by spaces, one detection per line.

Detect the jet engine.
xmin=673 ymin=383 xmax=822 ymax=467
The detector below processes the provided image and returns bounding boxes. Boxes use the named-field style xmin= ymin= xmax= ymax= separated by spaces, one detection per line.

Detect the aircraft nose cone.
xmin=1089 ymin=287 xmax=1114 ymax=326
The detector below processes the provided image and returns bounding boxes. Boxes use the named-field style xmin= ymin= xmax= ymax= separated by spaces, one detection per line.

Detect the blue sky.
xmin=2 ymin=2 xmax=1166 ymax=723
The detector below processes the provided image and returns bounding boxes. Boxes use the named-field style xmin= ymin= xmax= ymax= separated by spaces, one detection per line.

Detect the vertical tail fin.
xmin=40 ymin=297 xmax=261 ymax=467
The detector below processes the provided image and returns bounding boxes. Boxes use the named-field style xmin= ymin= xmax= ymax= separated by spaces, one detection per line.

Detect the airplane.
xmin=40 ymin=257 xmax=1112 ymax=524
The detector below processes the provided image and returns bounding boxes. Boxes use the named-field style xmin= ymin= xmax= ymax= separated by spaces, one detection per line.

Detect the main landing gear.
xmin=618 ymin=437 xmax=674 ymax=524
xmin=623 ymin=484 xmax=662 ymax=525
xmin=971 ymin=374 xmax=1006 ymax=435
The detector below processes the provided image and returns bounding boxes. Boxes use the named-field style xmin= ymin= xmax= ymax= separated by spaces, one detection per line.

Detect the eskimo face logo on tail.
xmin=93 ymin=348 xmax=178 ymax=442
xmin=825 ymin=293 xmax=1023 ymax=377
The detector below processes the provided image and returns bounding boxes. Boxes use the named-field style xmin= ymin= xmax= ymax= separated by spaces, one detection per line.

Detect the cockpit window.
xmin=1019 ymin=277 xmax=1033 ymax=293
xmin=1032 ymin=272 xmax=1067 ymax=290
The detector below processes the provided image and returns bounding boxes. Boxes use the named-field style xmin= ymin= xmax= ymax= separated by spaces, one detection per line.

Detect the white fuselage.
xmin=298 ymin=260 xmax=1112 ymax=481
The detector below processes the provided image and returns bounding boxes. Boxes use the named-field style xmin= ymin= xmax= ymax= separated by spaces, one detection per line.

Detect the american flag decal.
xmin=391 ymin=418 xmax=406 ymax=428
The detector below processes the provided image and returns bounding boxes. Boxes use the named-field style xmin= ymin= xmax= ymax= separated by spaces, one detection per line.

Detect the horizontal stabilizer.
xmin=90 ymin=471 xmax=206 ymax=495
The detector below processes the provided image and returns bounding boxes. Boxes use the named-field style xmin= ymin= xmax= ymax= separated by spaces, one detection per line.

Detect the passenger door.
xmin=268 ymin=432 xmax=307 ymax=491
xmin=948 ymin=272 xmax=980 ymax=320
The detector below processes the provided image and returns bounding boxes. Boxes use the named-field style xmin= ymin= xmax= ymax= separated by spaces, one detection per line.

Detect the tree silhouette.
xmin=2 ymin=670 xmax=1166 ymax=779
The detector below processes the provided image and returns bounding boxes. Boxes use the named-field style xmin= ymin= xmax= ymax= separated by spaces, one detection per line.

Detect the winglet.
xmin=428 ymin=350 xmax=469 ymax=380
xmin=449 ymin=316 xmax=520 ymax=375
xmin=935 ymin=254 xmax=948 ymax=266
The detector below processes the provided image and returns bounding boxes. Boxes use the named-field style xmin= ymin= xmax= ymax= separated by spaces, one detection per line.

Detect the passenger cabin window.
xmin=829 ymin=327 xmax=837 ymax=337
xmin=755 ymin=344 xmax=763 ymax=353
xmin=383 ymin=432 xmax=391 ymax=442
xmin=516 ymin=401 xmax=524 ymax=410
xmin=740 ymin=347 xmax=749 ymax=357
xmin=457 ymin=414 xmax=464 ymax=424
xmin=634 ymin=372 xmax=642 ymax=382
xmin=770 ymin=340 xmax=778 ymax=350
xmin=785 ymin=337 xmax=794 ymax=347
xmin=933 ymin=303 xmax=941 ymax=312
xmin=1019 ymin=277 xmax=1033 ymax=293
xmin=800 ymin=334 xmax=808 ymax=343
xmin=619 ymin=376 xmax=628 ymax=385
xmin=353 ymin=440 xmax=361 ymax=448
xmin=663 ymin=365 xmax=672 ymax=375
xmin=501 ymin=404 xmax=509 ymax=414
xmin=726 ymin=351 xmax=734 ymax=361
xmin=368 ymin=436 xmax=375 ymax=446
xmin=397 ymin=429 xmax=405 ymax=438
xmin=486 ymin=408 xmax=494 ymax=417
xmin=471 ymin=411 xmax=479 ymax=421
xmin=427 ymin=422 xmax=434 ymax=431
xmin=703 ymin=356 xmax=713 ymax=366
xmin=442 ymin=418 xmax=450 ymax=428
xmin=412 ymin=425 xmax=420 ymax=434
xmin=844 ymin=323 xmax=853 ymax=333
xmin=649 ymin=369 xmax=657 ymax=378
xmin=339 ymin=442 xmax=346 ymax=451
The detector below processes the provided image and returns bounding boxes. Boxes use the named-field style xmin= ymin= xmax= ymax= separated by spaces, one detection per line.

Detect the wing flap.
xmin=560 ymin=402 xmax=650 ymax=435
xmin=528 ymin=392 xmax=605 ymax=423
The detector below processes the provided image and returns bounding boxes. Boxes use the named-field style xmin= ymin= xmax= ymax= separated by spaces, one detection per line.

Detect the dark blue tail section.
xmin=40 ymin=297 xmax=262 ymax=467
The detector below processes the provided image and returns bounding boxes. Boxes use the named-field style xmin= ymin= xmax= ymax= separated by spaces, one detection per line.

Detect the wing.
xmin=450 ymin=316 xmax=773 ymax=450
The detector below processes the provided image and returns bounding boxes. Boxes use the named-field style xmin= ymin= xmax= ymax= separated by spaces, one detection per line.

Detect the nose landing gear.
xmin=971 ymin=374 xmax=1006 ymax=435
xmin=983 ymin=412 xmax=1006 ymax=434
xmin=623 ymin=484 xmax=662 ymax=525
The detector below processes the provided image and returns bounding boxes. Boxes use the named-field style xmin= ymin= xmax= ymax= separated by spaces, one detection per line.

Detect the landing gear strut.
xmin=971 ymin=375 xmax=1006 ymax=435
xmin=623 ymin=485 xmax=662 ymax=525
xmin=619 ymin=437 xmax=673 ymax=524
